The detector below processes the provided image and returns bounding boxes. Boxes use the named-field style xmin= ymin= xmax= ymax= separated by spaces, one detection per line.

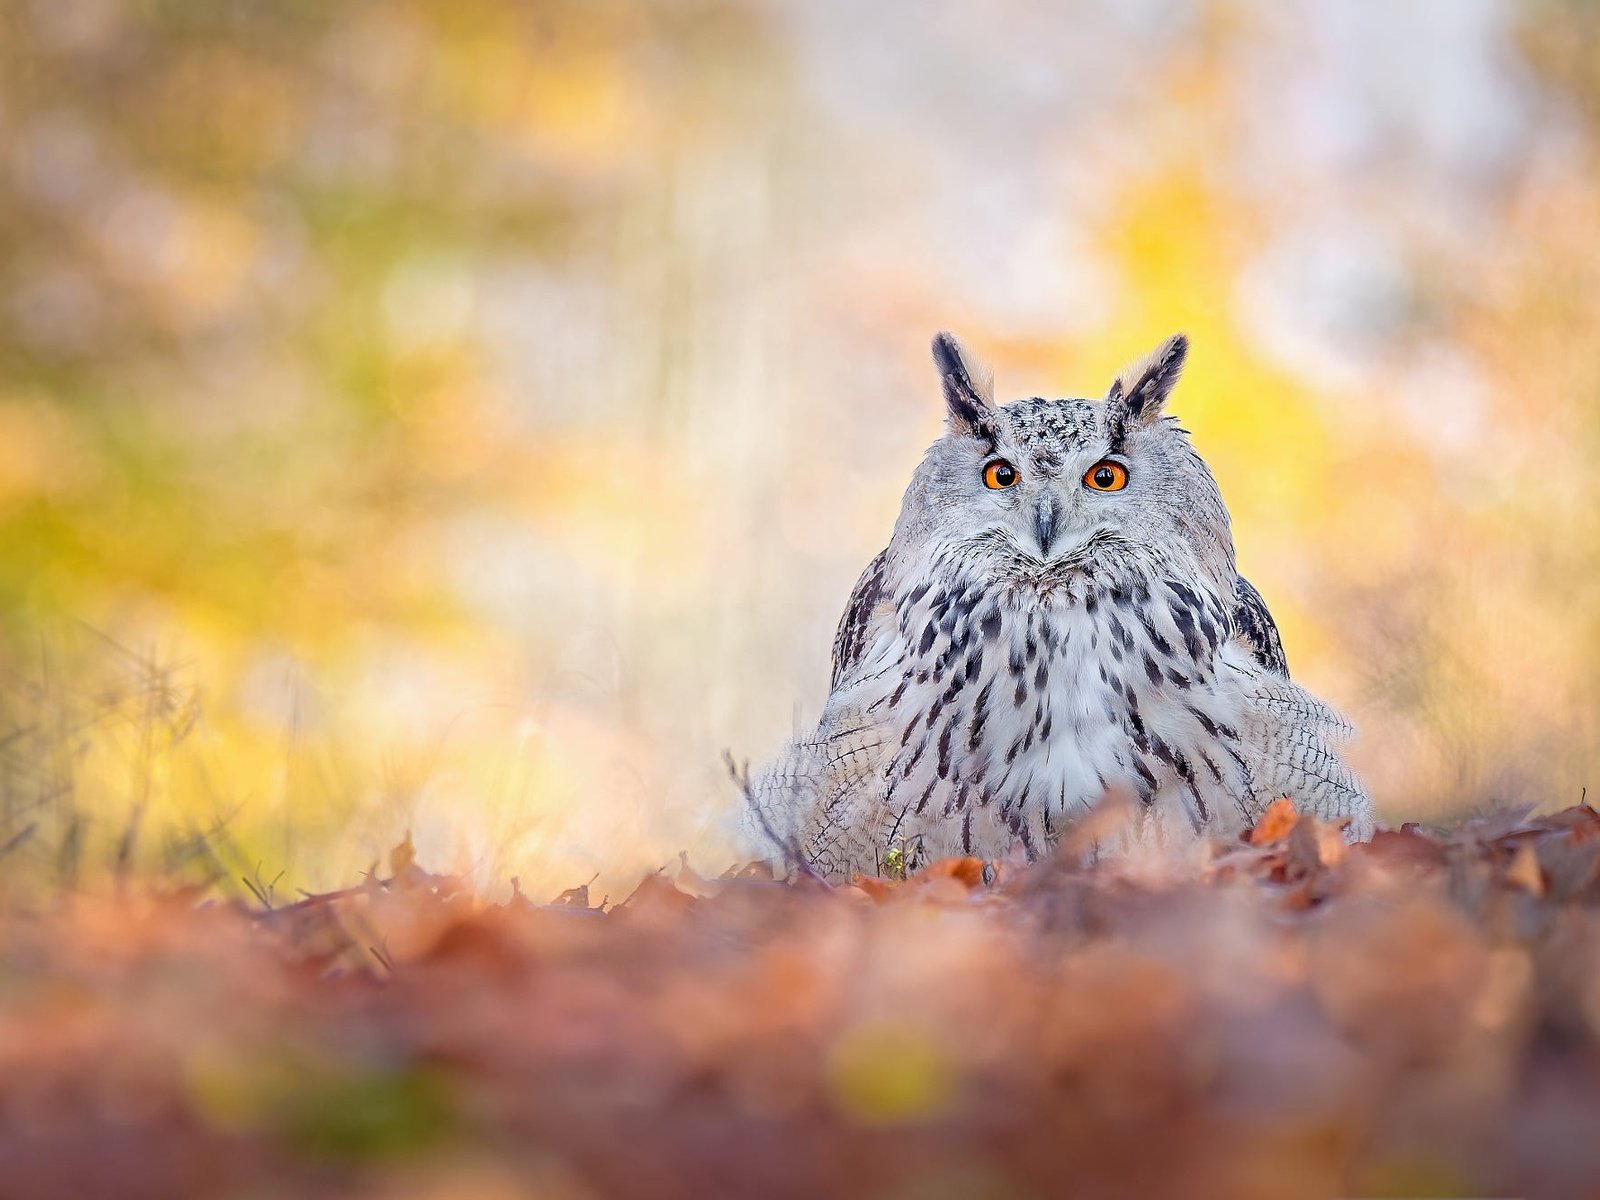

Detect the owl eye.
xmin=983 ymin=459 xmax=1020 ymax=490
xmin=1083 ymin=460 xmax=1129 ymax=492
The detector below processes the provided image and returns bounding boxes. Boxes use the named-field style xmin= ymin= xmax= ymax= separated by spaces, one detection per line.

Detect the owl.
xmin=746 ymin=331 xmax=1372 ymax=878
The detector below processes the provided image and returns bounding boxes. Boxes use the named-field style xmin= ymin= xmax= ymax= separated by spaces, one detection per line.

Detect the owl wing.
xmin=1226 ymin=582 xmax=1374 ymax=839
xmin=745 ymin=548 xmax=896 ymax=876
xmin=1231 ymin=575 xmax=1289 ymax=678
xmin=830 ymin=549 xmax=893 ymax=690
xmin=1239 ymin=673 xmax=1372 ymax=839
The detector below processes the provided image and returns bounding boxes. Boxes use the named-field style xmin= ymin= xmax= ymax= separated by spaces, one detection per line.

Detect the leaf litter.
xmin=5 ymin=803 xmax=1600 ymax=1198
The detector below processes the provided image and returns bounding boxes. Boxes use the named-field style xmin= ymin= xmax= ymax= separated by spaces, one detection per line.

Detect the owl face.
xmin=940 ymin=397 xmax=1136 ymax=562
xmin=894 ymin=333 xmax=1236 ymax=591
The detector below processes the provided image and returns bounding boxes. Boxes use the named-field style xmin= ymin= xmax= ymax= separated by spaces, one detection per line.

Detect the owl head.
xmin=891 ymin=332 xmax=1236 ymax=592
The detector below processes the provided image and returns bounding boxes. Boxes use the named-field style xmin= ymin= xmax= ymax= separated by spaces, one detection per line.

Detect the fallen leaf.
xmin=1250 ymin=797 xmax=1299 ymax=846
xmin=917 ymin=857 xmax=987 ymax=889
xmin=390 ymin=832 xmax=417 ymax=875
xmin=850 ymin=874 xmax=897 ymax=902
xmin=1505 ymin=842 xmax=1545 ymax=897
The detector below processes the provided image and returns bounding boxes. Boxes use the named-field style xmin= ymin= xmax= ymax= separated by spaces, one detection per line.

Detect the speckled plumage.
xmin=748 ymin=332 xmax=1372 ymax=878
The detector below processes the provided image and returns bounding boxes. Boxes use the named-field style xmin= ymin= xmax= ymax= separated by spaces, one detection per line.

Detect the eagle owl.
xmin=747 ymin=331 xmax=1372 ymax=878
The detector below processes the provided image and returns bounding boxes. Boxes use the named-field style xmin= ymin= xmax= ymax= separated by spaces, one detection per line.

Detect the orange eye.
xmin=983 ymin=459 xmax=1020 ymax=490
xmin=1083 ymin=460 xmax=1128 ymax=491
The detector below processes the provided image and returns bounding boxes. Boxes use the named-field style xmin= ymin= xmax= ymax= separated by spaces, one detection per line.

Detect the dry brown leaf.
xmin=549 ymin=881 xmax=594 ymax=909
xmin=721 ymin=859 xmax=778 ymax=881
xmin=615 ymin=870 xmax=696 ymax=919
xmin=1360 ymin=827 xmax=1450 ymax=870
xmin=390 ymin=831 xmax=417 ymax=875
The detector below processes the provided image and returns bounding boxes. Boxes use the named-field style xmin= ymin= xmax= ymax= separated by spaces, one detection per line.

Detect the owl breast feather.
xmin=841 ymin=559 xmax=1261 ymax=869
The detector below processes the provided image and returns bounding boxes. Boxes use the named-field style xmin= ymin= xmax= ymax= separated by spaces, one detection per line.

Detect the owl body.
xmin=748 ymin=333 xmax=1371 ymax=878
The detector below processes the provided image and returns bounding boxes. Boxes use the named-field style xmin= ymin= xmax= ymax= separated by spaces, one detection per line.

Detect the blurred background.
xmin=1 ymin=0 xmax=1597 ymax=896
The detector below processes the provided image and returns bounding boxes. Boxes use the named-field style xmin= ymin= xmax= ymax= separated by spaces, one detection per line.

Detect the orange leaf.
xmin=850 ymin=874 xmax=897 ymax=902
xmin=1315 ymin=821 xmax=1348 ymax=870
xmin=919 ymin=857 xmax=987 ymax=889
xmin=1250 ymin=798 xmax=1299 ymax=846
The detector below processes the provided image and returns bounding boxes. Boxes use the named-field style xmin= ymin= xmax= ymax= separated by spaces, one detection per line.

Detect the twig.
xmin=270 ymin=881 xmax=383 ymax=914
xmin=241 ymin=874 xmax=272 ymax=909
xmin=0 ymin=823 xmax=36 ymax=861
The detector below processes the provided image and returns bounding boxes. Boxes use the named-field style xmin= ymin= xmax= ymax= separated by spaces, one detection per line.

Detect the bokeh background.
xmin=2 ymin=0 xmax=1598 ymax=896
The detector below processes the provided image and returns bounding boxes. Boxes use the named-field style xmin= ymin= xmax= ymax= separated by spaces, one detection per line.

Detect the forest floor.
xmin=2 ymin=799 xmax=1599 ymax=1200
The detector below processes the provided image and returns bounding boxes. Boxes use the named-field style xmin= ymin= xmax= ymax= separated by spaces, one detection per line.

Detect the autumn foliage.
xmin=5 ymin=805 xmax=1600 ymax=1199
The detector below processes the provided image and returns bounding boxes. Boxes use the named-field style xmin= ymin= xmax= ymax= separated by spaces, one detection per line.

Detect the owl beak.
xmin=1034 ymin=493 xmax=1060 ymax=557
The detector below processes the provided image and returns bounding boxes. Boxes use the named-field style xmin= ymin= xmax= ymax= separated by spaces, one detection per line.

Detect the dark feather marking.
xmin=830 ymin=549 xmax=890 ymax=689
xmin=980 ymin=608 xmax=1001 ymax=641
xmin=1130 ymin=757 xmax=1158 ymax=803
xmin=1170 ymin=600 xmax=1205 ymax=661
xmin=1232 ymin=575 xmax=1289 ymax=677
xmin=902 ymin=732 xmax=928 ymax=775
xmin=1150 ymin=734 xmax=1176 ymax=768
xmin=1140 ymin=614 xmax=1174 ymax=657
xmin=1108 ymin=614 xmax=1132 ymax=650
xmin=953 ymin=782 xmax=971 ymax=812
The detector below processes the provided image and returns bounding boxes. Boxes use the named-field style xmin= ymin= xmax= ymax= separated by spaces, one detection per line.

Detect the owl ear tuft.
xmin=1105 ymin=332 xmax=1188 ymax=449
xmin=931 ymin=331 xmax=997 ymax=440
